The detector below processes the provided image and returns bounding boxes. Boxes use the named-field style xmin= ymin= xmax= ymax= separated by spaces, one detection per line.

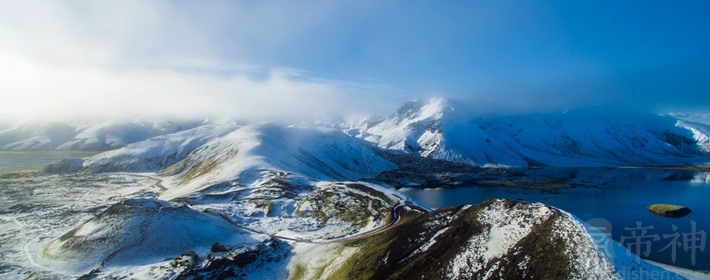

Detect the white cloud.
xmin=0 ymin=0 xmax=392 ymax=122
xmin=0 ymin=51 xmax=382 ymax=122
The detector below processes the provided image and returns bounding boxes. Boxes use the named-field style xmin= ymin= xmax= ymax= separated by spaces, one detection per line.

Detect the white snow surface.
xmin=83 ymin=123 xmax=237 ymax=172
xmin=160 ymin=123 xmax=396 ymax=200
xmin=38 ymin=198 xmax=269 ymax=275
xmin=188 ymin=178 xmax=403 ymax=242
xmin=357 ymin=97 xmax=451 ymax=153
xmin=480 ymin=201 xmax=552 ymax=261
xmin=0 ymin=173 xmax=164 ymax=279
xmin=5 ymin=99 xmax=707 ymax=278
xmin=447 ymin=199 xmax=618 ymax=279
xmin=0 ymin=122 xmax=75 ymax=150
xmin=0 ymin=120 xmax=201 ymax=151
xmin=674 ymin=113 xmax=710 ymax=155
xmin=349 ymin=98 xmax=710 ymax=167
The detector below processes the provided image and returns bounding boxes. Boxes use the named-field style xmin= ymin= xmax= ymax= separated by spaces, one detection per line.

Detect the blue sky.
xmin=0 ymin=1 xmax=708 ymax=120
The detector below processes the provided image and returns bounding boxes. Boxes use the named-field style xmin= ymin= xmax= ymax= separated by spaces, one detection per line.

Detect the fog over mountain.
xmin=2 ymin=2 xmax=710 ymax=279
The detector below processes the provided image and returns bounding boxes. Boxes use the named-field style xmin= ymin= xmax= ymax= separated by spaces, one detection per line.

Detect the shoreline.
xmin=645 ymin=260 xmax=710 ymax=280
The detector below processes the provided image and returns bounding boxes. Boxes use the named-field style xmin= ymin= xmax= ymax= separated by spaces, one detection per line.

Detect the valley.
xmin=1 ymin=98 xmax=709 ymax=279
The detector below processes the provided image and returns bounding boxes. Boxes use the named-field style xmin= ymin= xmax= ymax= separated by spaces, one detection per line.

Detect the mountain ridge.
xmin=6 ymin=98 xmax=710 ymax=168
xmin=349 ymin=98 xmax=710 ymax=167
xmin=6 ymin=100 xmax=703 ymax=278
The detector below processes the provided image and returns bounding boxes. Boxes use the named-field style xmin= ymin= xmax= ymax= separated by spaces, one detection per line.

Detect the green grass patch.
xmin=648 ymin=203 xmax=692 ymax=218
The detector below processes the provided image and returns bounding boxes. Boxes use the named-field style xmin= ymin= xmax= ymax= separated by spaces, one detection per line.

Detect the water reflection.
xmin=400 ymin=168 xmax=710 ymax=271
xmin=692 ymin=172 xmax=710 ymax=184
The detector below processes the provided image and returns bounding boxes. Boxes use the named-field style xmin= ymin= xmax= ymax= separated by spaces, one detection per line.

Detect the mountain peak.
xmin=355 ymin=98 xmax=710 ymax=167
xmin=394 ymin=97 xmax=453 ymax=122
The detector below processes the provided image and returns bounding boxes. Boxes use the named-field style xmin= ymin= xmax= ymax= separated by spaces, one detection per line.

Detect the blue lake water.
xmin=400 ymin=168 xmax=710 ymax=271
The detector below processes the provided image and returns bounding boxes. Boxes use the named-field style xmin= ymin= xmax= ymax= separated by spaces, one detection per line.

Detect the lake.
xmin=1 ymin=151 xmax=707 ymax=272
xmin=400 ymin=168 xmax=710 ymax=271
xmin=0 ymin=150 xmax=98 ymax=173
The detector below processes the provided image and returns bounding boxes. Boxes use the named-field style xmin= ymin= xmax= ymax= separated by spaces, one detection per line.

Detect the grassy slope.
xmin=289 ymin=200 xmax=581 ymax=280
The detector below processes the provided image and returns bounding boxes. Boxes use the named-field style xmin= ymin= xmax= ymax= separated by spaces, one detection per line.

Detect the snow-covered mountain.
xmin=39 ymin=198 xmax=272 ymax=275
xmin=289 ymin=199 xmax=680 ymax=279
xmin=0 ymin=120 xmax=201 ymax=151
xmin=674 ymin=113 xmax=710 ymax=154
xmin=83 ymin=123 xmax=238 ymax=172
xmin=7 ymin=98 xmax=710 ymax=168
xmin=6 ymin=99 xmax=708 ymax=279
xmin=35 ymin=189 xmax=682 ymax=279
xmin=0 ymin=122 xmax=76 ymax=150
xmin=347 ymin=97 xmax=710 ymax=167
xmin=158 ymin=123 xmax=396 ymax=200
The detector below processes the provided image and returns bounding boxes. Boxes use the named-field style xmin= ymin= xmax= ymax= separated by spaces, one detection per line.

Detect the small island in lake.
xmin=648 ymin=204 xmax=692 ymax=218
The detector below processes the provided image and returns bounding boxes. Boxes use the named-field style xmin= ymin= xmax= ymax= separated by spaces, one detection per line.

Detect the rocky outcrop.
xmin=289 ymin=199 xmax=619 ymax=280
xmin=647 ymin=204 xmax=692 ymax=218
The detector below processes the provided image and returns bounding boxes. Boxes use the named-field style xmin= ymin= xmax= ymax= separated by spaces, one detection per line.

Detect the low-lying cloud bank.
xmin=2 ymin=1 xmax=707 ymax=123
xmin=0 ymin=53 xmax=387 ymax=122
xmin=0 ymin=1 xmax=396 ymax=122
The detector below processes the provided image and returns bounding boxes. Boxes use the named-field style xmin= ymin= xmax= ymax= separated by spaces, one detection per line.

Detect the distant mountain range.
xmin=5 ymin=98 xmax=709 ymax=168
xmin=7 ymin=98 xmax=705 ymax=278
xmin=345 ymin=97 xmax=710 ymax=167
xmin=0 ymin=120 xmax=202 ymax=151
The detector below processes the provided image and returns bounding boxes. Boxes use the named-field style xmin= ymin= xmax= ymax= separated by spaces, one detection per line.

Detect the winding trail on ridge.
xmin=135 ymin=171 xmax=418 ymax=248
